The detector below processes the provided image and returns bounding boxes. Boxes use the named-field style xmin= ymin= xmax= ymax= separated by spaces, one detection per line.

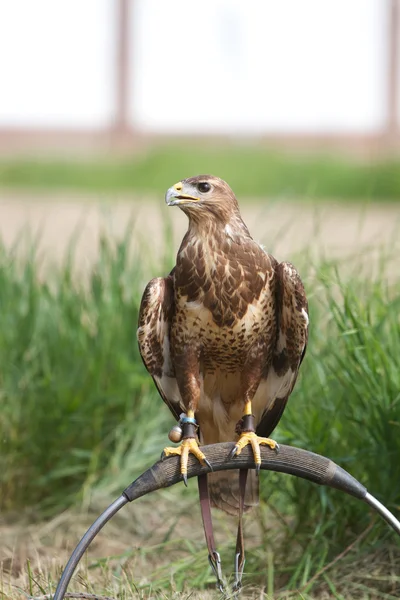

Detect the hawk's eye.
xmin=197 ymin=182 xmax=211 ymax=193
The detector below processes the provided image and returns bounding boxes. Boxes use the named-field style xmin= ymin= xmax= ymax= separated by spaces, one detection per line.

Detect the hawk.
xmin=137 ymin=175 xmax=308 ymax=514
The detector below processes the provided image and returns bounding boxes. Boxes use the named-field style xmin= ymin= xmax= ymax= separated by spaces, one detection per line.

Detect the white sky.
xmin=132 ymin=0 xmax=389 ymax=133
xmin=0 ymin=0 xmax=116 ymax=128
xmin=0 ymin=0 xmax=395 ymax=133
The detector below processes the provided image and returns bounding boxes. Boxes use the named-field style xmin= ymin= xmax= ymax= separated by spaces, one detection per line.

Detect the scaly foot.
xmin=231 ymin=401 xmax=279 ymax=473
xmin=230 ymin=431 xmax=279 ymax=474
xmin=162 ymin=437 xmax=212 ymax=486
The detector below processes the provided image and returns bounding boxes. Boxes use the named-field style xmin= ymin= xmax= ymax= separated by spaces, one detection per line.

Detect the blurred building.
xmin=0 ymin=0 xmax=398 ymax=154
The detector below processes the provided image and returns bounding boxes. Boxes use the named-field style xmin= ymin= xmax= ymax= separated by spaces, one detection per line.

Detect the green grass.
xmin=0 ymin=229 xmax=399 ymax=598
xmin=1 ymin=144 xmax=400 ymax=200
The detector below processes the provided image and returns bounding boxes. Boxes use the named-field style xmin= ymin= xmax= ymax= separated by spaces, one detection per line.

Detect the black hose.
xmin=53 ymin=495 xmax=128 ymax=600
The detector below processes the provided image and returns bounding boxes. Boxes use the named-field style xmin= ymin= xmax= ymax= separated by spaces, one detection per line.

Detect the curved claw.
xmin=204 ymin=457 xmax=213 ymax=471
xmin=229 ymin=445 xmax=238 ymax=459
xmin=274 ymin=443 xmax=280 ymax=454
xmin=230 ymin=432 xmax=278 ymax=472
xmin=163 ymin=439 xmax=212 ymax=483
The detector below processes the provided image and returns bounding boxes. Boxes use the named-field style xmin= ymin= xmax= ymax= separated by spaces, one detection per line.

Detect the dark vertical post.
xmin=114 ymin=0 xmax=130 ymax=137
xmin=386 ymin=0 xmax=399 ymax=145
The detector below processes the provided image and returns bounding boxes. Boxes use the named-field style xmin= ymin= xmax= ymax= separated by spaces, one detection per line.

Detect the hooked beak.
xmin=165 ymin=182 xmax=200 ymax=206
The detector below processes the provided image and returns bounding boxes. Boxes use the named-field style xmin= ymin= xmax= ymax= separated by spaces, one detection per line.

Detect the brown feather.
xmin=209 ymin=470 xmax=259 ymax=516
xmin=137 ymin=175 xmax=309 ymax=514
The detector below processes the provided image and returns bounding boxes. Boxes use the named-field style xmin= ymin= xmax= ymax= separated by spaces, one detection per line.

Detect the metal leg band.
xmin=233 ymin=551 xmax=246 ymax=592
xmin=208 ymin=551 xmax=224 ymax=593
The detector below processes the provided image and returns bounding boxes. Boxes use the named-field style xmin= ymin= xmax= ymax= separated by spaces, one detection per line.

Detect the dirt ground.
xmin=0 ymin=190 xmax=399 ymax=270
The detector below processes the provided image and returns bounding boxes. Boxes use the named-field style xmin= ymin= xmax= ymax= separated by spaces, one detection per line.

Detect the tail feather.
xmin=208 ymin=469 xmax=259 ymax=516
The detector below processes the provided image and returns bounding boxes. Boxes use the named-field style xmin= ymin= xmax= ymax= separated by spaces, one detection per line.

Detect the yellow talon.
xmin=163 ymin=438 xmax=211 ymax=485
xmin=231 ymin=431 xmax=279 ymax=469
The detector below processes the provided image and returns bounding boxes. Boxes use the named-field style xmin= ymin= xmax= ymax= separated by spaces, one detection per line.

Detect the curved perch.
xmin=54 ymin=442 xmax=400 ymax=600
xmin=123 ymin=442 xmax=367 ymax=501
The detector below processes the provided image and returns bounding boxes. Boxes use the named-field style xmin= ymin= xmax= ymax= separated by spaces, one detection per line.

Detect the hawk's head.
xmin=165 ymin=175 xmax=240 ymax=223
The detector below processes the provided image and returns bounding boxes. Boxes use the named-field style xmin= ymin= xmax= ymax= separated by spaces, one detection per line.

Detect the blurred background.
xmin=1 ymin=2 xmax=400 ymax=599
xmin=0 ymin=0 xmax=399 ymax=261
xmin=0 ymin=0 xmax=399 ymax=152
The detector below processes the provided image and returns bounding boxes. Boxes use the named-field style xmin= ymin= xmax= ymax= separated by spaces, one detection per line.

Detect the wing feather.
xmin=137 ymin=275 xmax=182 ymax=420
xmin=256 ymin=261 xmax=308 ymax=437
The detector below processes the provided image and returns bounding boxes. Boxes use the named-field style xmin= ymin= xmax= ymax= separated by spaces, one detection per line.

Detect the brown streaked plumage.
xmin=137 ymin=175 xmax=309 ymax=514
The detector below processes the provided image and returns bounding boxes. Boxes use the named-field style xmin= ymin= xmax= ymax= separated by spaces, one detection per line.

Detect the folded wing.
xmin=137 ymin=274 xmax=183 ymax=420
xmin=257 ymin=261 xmax=309 ymax=438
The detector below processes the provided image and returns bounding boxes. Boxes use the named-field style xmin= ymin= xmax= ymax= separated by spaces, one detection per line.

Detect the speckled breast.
xmin=172 ymin=272 xmax=277 ymax=371
xmin=171 ymin=233 xmax=277 ymax=369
